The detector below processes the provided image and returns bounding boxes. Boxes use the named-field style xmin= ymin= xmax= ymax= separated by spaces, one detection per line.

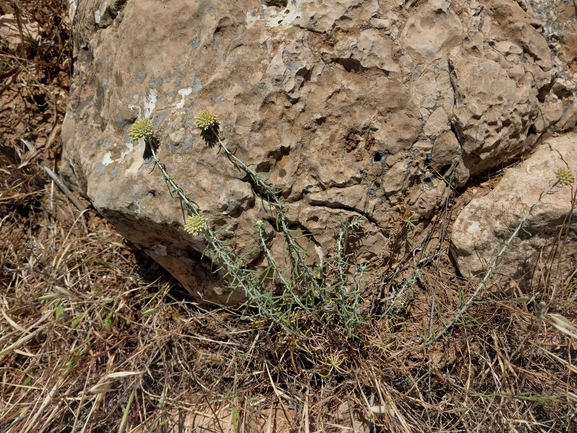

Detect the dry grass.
xmin=1 ymin=1 xmax=577 ymax=431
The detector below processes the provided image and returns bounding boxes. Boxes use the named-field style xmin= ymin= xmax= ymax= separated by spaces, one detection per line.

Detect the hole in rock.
xmin=256 ymin=161 xmax=272 ymax=173
xmin=335 ymin=57 xmax=364 ymax=73
xmin=537 ymin=81 xmax=554 ymax=102
xmin=373 ymin=152 xmax=382 ymax=163
xmin=440 ymin=164 xmax=451 ymax=175
xmin=264 ymin=0 xmax=288 ymax=7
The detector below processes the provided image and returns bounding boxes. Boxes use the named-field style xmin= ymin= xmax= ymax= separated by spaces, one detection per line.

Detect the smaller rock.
xmin=452 ymin=133 xmax=577 ymax=289
xmin=423 ymin=107 xmax=450 ymax=138
xmin=431 ymin=131 xmax=460 ymax=173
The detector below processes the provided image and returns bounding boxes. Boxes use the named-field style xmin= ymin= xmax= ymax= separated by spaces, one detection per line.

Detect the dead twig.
xmin=20 ymin=138 xmax=86 ymax=213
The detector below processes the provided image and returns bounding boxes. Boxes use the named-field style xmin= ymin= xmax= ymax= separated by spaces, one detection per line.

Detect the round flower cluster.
xmin=556 ymin=167 xmax=575 ymax=186
xmin=128 ymin=119 xmax=154 ymax=141
xmin=184 ymin=215 xmax=207 ymax=236
xmin=195 ymin=110 xmax=217 ymax=130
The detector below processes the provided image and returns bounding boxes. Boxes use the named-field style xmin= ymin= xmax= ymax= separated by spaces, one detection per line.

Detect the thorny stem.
xmin=255 ymin=224 xmax=313 ymax=312
xmin=149 ymin=145 xmax=253 ymax=293
xmin=148 ymin=128 xmax=365 ymax=336
xmin=149 ymin=142 xmax=297 ymax=333
xmin=208 ymin=127 xmax=323 ymax=295
xmin=423 ymin=181 xmax=562 ymax=348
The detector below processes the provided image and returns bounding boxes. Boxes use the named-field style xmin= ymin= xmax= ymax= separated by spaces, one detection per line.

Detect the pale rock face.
xmin=400 ymin=0 xmax=463 ymax=62
xmin=61 ymin=0 xmax=577 ymax=303
xmin=452 ymin=133 xmax=577 ymax=288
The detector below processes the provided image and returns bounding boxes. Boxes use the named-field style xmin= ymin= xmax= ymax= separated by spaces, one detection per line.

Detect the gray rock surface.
xmin=61 ymin=0 xmax=577 ymax=302
xmin=452 ymin=133 xmax=577 ymax=288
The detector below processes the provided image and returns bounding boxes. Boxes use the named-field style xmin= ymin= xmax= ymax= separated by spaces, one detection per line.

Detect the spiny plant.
xmin=423 ymin=164 xmax=576 ymax=347
xmin=183 ymin=215 xmax=208 ymax=236
xmin=128 ymin=114 xmax=367 ymax=337
xmin=128 ymin=118 xmax=154 ymax=141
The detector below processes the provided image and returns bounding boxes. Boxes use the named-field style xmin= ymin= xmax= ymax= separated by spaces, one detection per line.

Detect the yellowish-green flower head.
xmin=556 ymin=167 xmax=575 ymax=186
xmin=255 ymin=219 xmax=266 ymax=233
xmin=184 ymin=215 xmax=207 ymax=236
xmin=195 ymin=110 xmax=217 ymax=130
xmin=129 ymin=118 xmax=154 ymax=141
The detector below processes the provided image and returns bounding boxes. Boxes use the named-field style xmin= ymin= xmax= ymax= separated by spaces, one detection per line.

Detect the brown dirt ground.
xmin=1 ymin=1 xmax=577 ymax=432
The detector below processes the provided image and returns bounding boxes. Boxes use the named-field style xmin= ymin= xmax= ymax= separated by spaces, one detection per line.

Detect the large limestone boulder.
xmin=61 ymin=0 xmax=577 ymax=302
xmin=451 ymin=133 xmax=577 ymax=288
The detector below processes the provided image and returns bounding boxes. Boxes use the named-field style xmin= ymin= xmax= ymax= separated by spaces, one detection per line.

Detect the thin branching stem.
xmin=209 ymin=128 xmax=323 ymax=293
xmin=146 ymin=124 xmax=367 ymax=336
xmin=424 ymin=181 xmax=561 ymax=347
